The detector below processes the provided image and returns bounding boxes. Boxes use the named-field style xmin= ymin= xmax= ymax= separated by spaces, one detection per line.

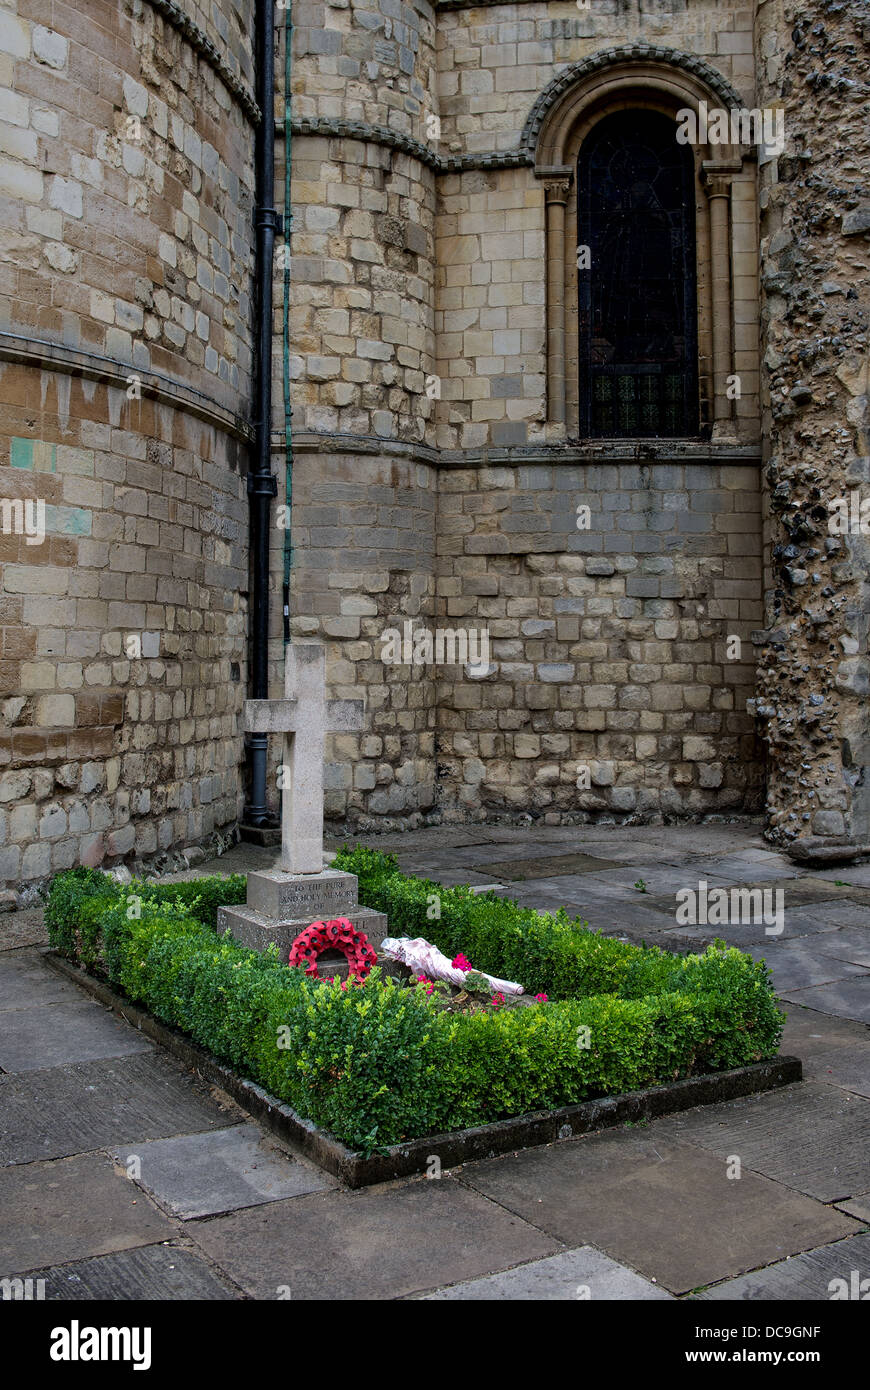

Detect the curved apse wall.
xmin=0 ymin=0 xmax=256 ymax=886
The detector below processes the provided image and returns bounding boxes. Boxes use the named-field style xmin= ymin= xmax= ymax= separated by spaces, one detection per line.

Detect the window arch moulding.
xmin=526 ymin=48 xmax=761 ymax=446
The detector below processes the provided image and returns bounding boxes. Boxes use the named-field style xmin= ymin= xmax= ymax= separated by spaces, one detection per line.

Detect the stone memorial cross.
xmin=244 ymin=642 xmax=364 ymax=874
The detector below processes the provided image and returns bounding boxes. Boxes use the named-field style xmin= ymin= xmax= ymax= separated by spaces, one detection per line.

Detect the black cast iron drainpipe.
xmin=246 ymin=0 xmax=281 ymax=826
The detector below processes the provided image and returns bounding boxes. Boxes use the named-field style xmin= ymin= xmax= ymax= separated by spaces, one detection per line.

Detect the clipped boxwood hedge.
xmin=44 ymin=858 xmax=785 ymax=1154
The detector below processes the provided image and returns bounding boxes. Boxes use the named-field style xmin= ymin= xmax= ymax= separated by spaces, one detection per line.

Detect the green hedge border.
xmin=44 ymin=860 xmax=785 ymax=1154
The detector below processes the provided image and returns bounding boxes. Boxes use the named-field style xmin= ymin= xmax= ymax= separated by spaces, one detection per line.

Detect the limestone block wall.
xmin=283 ymin=0 xmax=768 ymax=830
xmin=0 ymin=0 xmax=256 ymax=889
xmin=435 ymin=166 xmax=546 ymax=451
xmin=290 ymin=0 xmax=438 ymax=132
xmin=1 ymin=0 xmax=831 ymax=879
xmin=434 ymin=458 xmax=764 ymax=821
xmin=285 ymin=135 xmax=436 ymax=444
xmin=432 ymin=0 xmax=761 ymax=451
xmin=289 ymin=444 xmax=438 ymax=827
xmin=284 ymin=0 xmax=442 ymax=824
xmin=0 ymin=0 xmax=256 ymax=400
xmin=754 ymin=0 xmax=870 ymax=849
xmin=436 ymin=0 xmax=757 ymax=156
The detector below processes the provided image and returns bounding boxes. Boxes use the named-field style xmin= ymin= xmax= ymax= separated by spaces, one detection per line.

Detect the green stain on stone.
xmin=45 ymin=505 xmax=92 ymax=536
xmin=10 ymin=437 xmax=34 ymax=469
xmin=9 ymin=438 xmax=56 ymax=472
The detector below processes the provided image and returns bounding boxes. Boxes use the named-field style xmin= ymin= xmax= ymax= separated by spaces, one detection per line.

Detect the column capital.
xmin=701 ymin=161 xmax=742 ymax=199
xmin=543 ymin=178 xmax=572 ymax=206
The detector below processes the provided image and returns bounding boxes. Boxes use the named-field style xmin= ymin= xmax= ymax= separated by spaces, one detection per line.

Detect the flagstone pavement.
xmin=2 ymin=821 xmax=869 ymax=1301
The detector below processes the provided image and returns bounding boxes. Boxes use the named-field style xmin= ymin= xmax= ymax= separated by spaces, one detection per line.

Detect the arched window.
xmin=578 ymin=110 xmax=699 ymax=438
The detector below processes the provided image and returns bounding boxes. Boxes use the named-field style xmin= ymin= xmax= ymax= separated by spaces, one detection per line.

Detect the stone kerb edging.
xmin=46 ymin=951 xmax=802 ymax=1190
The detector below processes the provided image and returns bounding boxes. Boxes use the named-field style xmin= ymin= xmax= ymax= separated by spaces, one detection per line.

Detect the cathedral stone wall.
xmin=289 ymin=443 xmax=438 ymax=824
xmin=0 ymin=0 xmax=254 ymax=890
xmin=284 ymin=0 xmax=442 ymax=827
xmin=436 ymin=0 xmax=756 ymax=161
xmin=432 ymin=458 xmax=762 ymax=822
xmin=754 ymin=0 xmax=870 ymax=850
xmin=1 ymin=0 xmax=867 ymax=887
xmin=288 ymin=0 xmax=768 ymax=830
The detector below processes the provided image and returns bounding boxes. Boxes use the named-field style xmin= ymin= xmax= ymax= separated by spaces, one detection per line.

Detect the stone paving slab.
xmin=23 ymin=1244 xmax=241 ymax=1301
xmin=695 ymin=854 xmax=801 ymax=883
xmin=0 ymin=998 xmax=154 ymax=1073
xmin=665 ymin=917 xmax=839 ymax=950
xmin=778 ymin=978 xmax=870 ymax=1025
xmin=802 ymin=900 xmax=870 ymax=928
xmin=552 ymin=866 xmax=740 ymax=897
xmin=746 ymin=942 xmax=869 ymax=992
xmin=111 ymin=1124 xmax=334 ymax=1219
xmin=333 ymin=824 xmax=762 ymax=859
xmin=717 ymin=847 xmax=797 ymax=866
xmin=0 ymin=1151 xmax=174 ymax=1275
xmin=504 ymin=873 xmax=675 ymax=913
xmin=422 ymin=1246 xmax=673 ymax=1300
xmin=654 ymin=1081 xmax=870 ymax=1201
xmin=834 ymin=1194 xmax=870 ymax=1223
xmin=484 ymin=882 xmax=711 ymax=951
xmin=823 ymin=866 xmax=870 ymax=888
xmin=336 ymin=831 xmax=497 ymax=854
xmin=189 ymin=1179 xmax=559 ymax=1301
xmin=696 ymin=1232 xmax=870 ymax=1300
xmin=587 ymin=864 xmax=789 ymax=894
xmin=458 ymin=1129 xmax=857 ymax=1295
xmin=468 ymin=839 xmax=681 ymax=866
xmin=0 ymin=952 xmax=83 ymax=1011
xmin=778 ymin=907 xmax=869 ymax=938
xmin=779 ymin=879 xmax=870 ymax=908
xmin=0 ymin=1053 xmax=240 ymax=1165
xmin=391 ymin=867 xmax=512 ymax=890
xmin=391 ymin=848 xmax=509 ymax=873
xmin=810 ymin=927 xmax=870 ymax=968
xmin=0 ymin=908 xmax=48 ymax=952
xmin=781 ymin=1005 xmax=870 ymax=1098
xmin=492 ymin=886 xmax=680 ymax=941
xmin=467 ymin=853 xmax=626 ymax=881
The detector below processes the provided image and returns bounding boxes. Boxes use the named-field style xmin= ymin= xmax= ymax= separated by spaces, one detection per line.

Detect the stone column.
xmin=544 ymin=178 xmax=571 ymax=426
xmin=703 ymin=166 xmax=738 ymax=439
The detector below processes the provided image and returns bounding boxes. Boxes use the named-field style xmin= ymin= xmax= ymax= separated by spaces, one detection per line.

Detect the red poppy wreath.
xmin=287 ymin=917 xmax=378 ymax=980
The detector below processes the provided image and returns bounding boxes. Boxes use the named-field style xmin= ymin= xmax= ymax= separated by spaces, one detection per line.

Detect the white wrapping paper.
xmin=380 ymin=936 xmax=524 ymax=995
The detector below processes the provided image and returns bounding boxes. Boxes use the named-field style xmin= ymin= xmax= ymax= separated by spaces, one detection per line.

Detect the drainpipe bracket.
xmin=247 ymin=472 xmax=278 ymax=497
xmin=255 ymin=207 xmax=283 ymax=234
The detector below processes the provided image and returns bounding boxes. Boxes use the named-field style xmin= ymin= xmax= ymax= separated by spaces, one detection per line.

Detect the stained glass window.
xmin=578 ymin=110 xmax=699 ymax=438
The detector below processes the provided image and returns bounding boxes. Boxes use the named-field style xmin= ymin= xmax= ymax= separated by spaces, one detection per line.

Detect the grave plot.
xmin=43 ymin=829 xmax=798 ymax=1185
